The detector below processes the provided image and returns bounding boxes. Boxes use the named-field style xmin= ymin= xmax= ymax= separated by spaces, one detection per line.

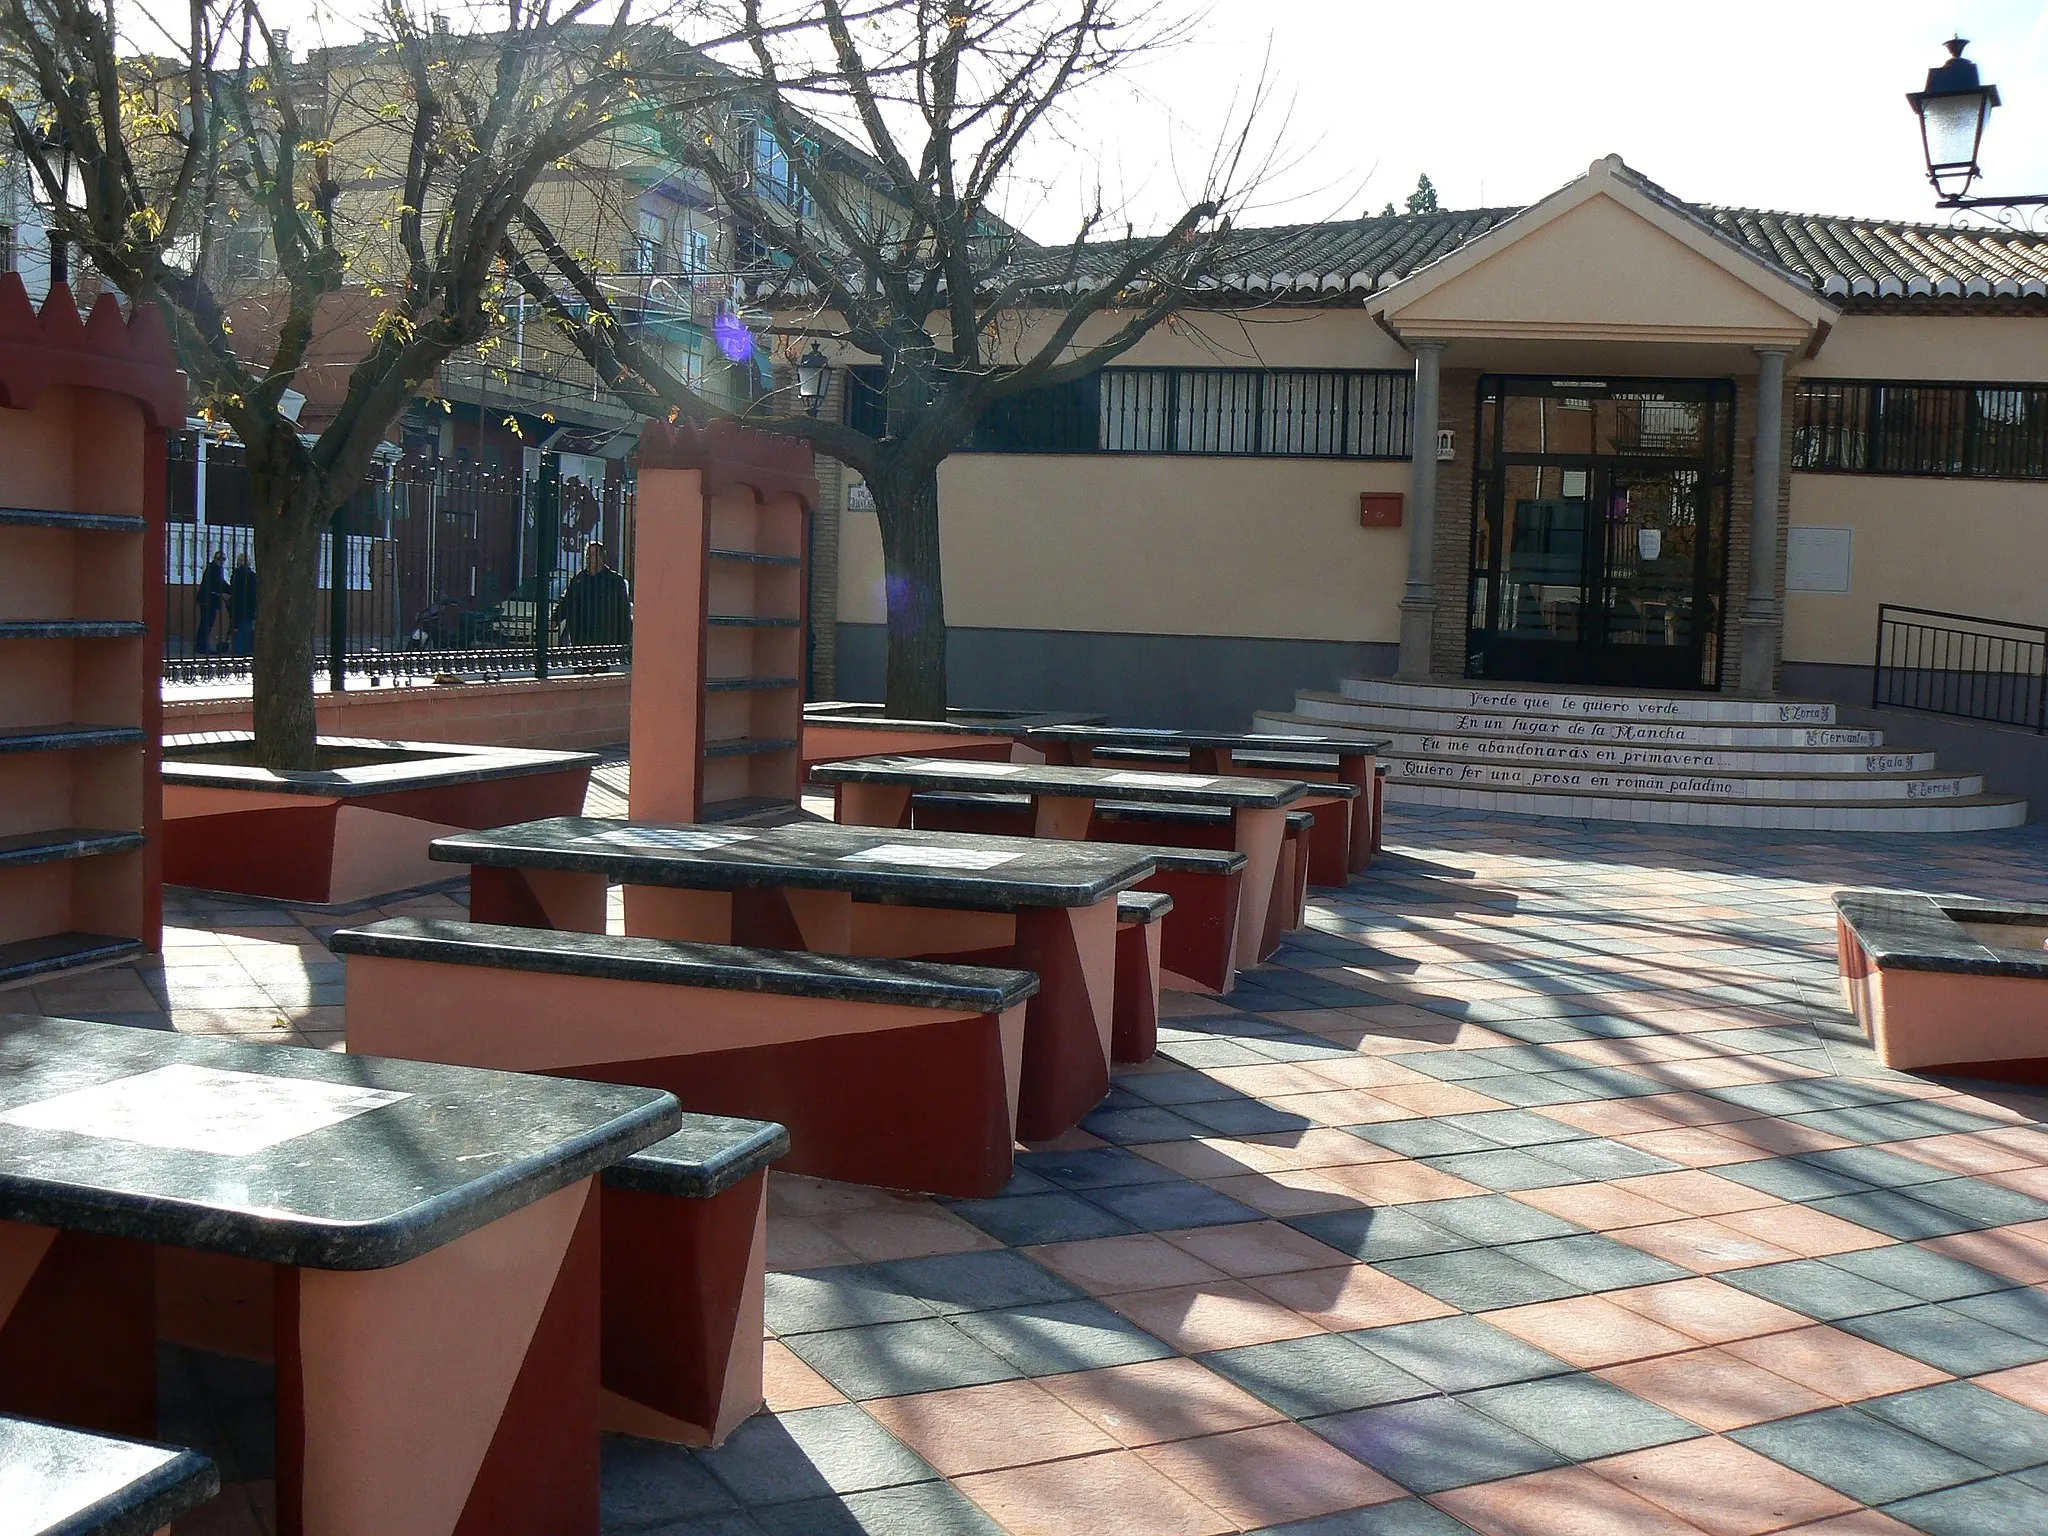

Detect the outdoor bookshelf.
xmin=0 ymin=275 xmax=182 ymax=983
xmin=629 ymin=419 xmax=816 ymax=824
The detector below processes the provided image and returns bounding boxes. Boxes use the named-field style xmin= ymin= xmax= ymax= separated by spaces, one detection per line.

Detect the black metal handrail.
xmin=1872 ymin=603 xmax=2047 ymax=731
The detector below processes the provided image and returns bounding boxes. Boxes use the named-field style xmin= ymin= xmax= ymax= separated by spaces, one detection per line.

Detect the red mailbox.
xmin=1359 ymin=492 xmax=1404 ymax=528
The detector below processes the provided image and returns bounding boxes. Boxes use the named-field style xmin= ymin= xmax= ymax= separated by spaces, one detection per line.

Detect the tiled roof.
xmin=1003 ymin=200 xmax=2048 ymax=308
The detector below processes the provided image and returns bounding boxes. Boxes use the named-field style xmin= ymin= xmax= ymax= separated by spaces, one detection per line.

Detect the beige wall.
xmin=1802 ymin=315 xmax=2048 ymax=381
xmin=1785 ymin=474 xmax=2048 ymax=666
xmin=840 ymin=454 xmax=1412 ymax=643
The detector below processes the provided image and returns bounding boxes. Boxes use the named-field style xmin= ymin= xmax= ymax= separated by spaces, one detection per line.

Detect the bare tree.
xmin=0 ymin=0 xmax=676 ymax=768
xmin=507 ymin=0 xmax=1268 ymax=717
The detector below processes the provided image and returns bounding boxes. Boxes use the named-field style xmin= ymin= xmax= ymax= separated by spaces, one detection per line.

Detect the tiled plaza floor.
xmin=32 ymin=782 xmax=2048 ymax=1535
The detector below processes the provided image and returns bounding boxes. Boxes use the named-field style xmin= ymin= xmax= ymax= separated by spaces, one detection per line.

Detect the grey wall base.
xmin=1784 ymin=661 xmax=2046 ymax=820
xmin=834 ymin=624 xmax=1396 ymax=730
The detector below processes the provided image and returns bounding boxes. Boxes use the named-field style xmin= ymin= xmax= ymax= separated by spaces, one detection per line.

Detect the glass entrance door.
xmin=1467 ymin=378 xmax=1732 ymax=690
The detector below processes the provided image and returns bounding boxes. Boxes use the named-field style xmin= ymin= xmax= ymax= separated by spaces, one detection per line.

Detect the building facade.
xmin=825 ymin=157 xmax=2048 ymax=738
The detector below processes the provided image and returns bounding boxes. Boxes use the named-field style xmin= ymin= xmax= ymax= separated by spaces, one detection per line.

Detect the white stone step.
xmin=1269 ymin=699 xmax=1889 ymax=751
xmin=1386 ymin=779 xmax=2029 ymax=832
xmin=1388 ymin=753 xmax=1983 ymax=803
xmin=1372 ymin=731 xmax=1936 ymax=777
xmin=1338 ymin=676 xmax=1841 ymax=726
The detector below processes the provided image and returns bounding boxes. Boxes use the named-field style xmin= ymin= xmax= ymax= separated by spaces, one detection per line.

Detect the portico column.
xmin=1737 ymin=346 xmax=1791 ymax=696
xmin=1396 ymin=341 xmax=1445 ymax=681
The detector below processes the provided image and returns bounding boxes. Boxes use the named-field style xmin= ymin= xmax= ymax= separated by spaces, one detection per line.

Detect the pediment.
xmin=1370 ymin=158 xmax=1835 ymax=348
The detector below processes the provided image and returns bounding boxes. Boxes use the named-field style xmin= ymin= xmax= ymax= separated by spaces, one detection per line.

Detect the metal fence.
xmin=1872 ymin=604 xmax=2047 ymax=731
xmin=164 ymin=436 xmax=635 ymax=688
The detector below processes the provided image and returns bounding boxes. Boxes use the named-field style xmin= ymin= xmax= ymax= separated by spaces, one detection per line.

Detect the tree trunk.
xmin=872 ymin=466 xmax=949 ymax=719
xmin=249 ymin=496 xmax=328 ymax=771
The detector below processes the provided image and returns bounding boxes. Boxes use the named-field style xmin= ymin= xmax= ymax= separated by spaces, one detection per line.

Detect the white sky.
xmin=999 ymin=0 xmax=2048 ymax=242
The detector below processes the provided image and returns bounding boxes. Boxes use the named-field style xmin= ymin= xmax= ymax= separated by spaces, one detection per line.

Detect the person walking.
xmin=228 ymin=553 xmax=258 ymax=657
xmin=551 ymin=541 xmax=632 ymax=648
xmin=194 ymin=549 xmax=227 ymax=655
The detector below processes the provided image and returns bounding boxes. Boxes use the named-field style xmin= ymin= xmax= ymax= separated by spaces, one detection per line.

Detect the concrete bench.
xmin=910 ymin=791 xmax=1251 ymax=991
xmin=1084 ymin=746 xmax=1362 ymax=888
xmin=331 ymin=918 xmax=1037 ymax=1200
xmin=1114 ymin=890 xmax=1173 ymax=1065
xmin=1089 ymin=801 xmax=1318 ymax=962
xmin=1 ymin=1414 xmax=218 ymax=1535
xmin=598 ymin=1116 xmax=789 ymax=1447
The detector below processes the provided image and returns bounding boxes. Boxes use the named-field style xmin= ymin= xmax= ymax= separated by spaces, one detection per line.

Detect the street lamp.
xmin=1907 ymin=38 xmax=2046 ymax=211
xmin=28 ymin=119 xmax=81 ymax=288
xmin=796 ymin=342 xmax=830 ymax=417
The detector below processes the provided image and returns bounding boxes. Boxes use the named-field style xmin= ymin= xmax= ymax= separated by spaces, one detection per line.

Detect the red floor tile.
xmin=1610 ymin=1171 xmax=1779 ymax=1218
xmin=1603 ymin=1277 xmax=1810 ymax=1346
xmin=1596 ymin=1345 xmax=1835 ymax=1432
xmin=1610 ymin=1217 xmax=1803 ymax=1273
xmin=1161 ymin=1221 xmax=1354 ymax=1278
xmin=1591 ymin=1435 xmax=1858 ymax=1535
xmin=1487 ymin=1294 xmax=1698 ymax=1368
xmin=1434 ymin=1465 xmax=1714 ymax=1536
xmin=865 ymin=1379 xmax=1119 ymax=1476
xmin=1099 ymin=1278 xmax=1324 ymax=1354
xmin=761 ymin=1340 xmax=845 ymax=1411
xmin=955 ymin=1449 xmax=1235 ymax=1536
xmin=1715 ymin=1203 xmax=1892 ymax=1258
xmin=1723 ymin=1325 xmax=1949 ymax=1403
xmin=1513 ymin=1183 xmax=1688 ymax=1232
xmin=1140 ymin=1422 xmax=1404 ymax=1528
xmin=1248 ymin=1264 xmax=1459 ymax=1331
xmin=1037 ymin=1357 xmax=1283 ymax=1448
xmin=1026 ymin=1234 xmax=1225 ymax=1294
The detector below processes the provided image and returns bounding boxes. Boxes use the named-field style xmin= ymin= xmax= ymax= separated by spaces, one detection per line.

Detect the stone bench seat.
xmin=333 ymin=919 xmax=1035 ymax=1444
xmin=333 ymin=917 xmax=1036 ymax=1197
xmin=909 ymin=791 xmax=1254 ymax=992
xmin=1088 ymin=802 xmax=1317 ymax=960
xmin=596 ymin=1115 xmax=791 ymax=1447
xmin=1114 ymin=890 xmax=1174 ymax=1065
xmin=1 ymin=1414 xmax=219 ymax=1535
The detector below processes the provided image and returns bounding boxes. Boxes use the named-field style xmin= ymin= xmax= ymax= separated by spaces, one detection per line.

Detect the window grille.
xmin=1793 ymin=379 xmax=2048 ymax=481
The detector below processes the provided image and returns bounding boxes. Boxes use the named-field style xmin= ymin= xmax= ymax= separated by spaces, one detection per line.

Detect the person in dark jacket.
xmin=552 ymin=541 xmax=632 ymax=647
xmin=227 ymin=554 xmax=258 ymax=657
xmin=194 ymin=550 xmax=227 ymax=654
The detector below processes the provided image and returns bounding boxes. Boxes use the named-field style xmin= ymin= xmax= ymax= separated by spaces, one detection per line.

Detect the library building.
xmin=825 ymin=156 xmax=2048 ymax=829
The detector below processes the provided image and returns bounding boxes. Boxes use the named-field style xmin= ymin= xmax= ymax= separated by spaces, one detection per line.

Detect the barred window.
xmin=1793 ymin=379 xmax=2048 ymax=481
xmin=842 ymin=364 xmax=1413 ymax=458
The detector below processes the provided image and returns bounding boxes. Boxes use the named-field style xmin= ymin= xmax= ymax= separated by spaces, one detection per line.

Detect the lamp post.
xmin=1907 ymin=38 xmax=2048 ymax=211
xmin=28 ymin=120 xmax=80 ymax=288
xmin=796 ymin=341 xmax=830 ymax=418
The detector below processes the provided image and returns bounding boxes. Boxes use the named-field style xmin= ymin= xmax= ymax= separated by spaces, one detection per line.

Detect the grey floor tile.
xmin=602 ymin=1435 xmax=743 ymax=1531
xmin=1733 ymin=1406 xmax=1994 ymax=1506
xmin=1719 ymin=1257 xmax=1920 ymax=1322
xmin=1289 ymin=1206 xmax=1474 ymax=1263
xmin=1438 ymin=1109 xmax=1592 ymax=1148
xmin=1203 ymin=1332 xmax=1436 ymax=1419
xmin=781 ymin=1319 xmax=1024 ymax=1401
xmin=764 ymin=1268 xmax=935 ymax=1336
xmin=1948 ymin=1287 xmax=2048 ymax=1338
xmin=1862 ymin=1382 xmax=2048 ymax=1475
xmin=1249 ymin=1499 xmax=1482 ymax=1536
xmin=751 ymin=1480 xmax=1007 ymax=1535
xmin=947 ymin=1297 xmax=1173 ymax=1375
xmin=1313 ymin=1395 xmax=1568 ymax=1494
xmin=1798 ymin=1146 xmax=1957 ymax=1189
xmin=1460 ymin=1372 xmax=1705 ymax=1460
xmin=1402 ymin=1195 xmax=1583 ymax=1247
xmin=873 ymin=1250 xmax=1084 ymax=1316
xmin=1015 ymin=1145 xmax=1185 ymax=1190
xmin=1830 ymin=1245 xmax=2017 ymax=1303
xmin=1375 ymin=1247 xmax=1583 ymax=1310
xmin=1500 ymin=1233 xmax=1692 ymax=1293
xmin=1415 ymin=1149 xmax=1585 ymax=1192
xmin=1903 ymin=1177 xmax=2048 ymax=1230
xmin=1808 ymin=1190 xmax=1978 ymax=1241
xmin=1116 ymin=1070 xmax=1243 ymax=1107
xmin=1176 ymin=1097 xmax=1320 ymax=1137
xmin=1083 ymin=1179 xmax=1266 ymax=1232
xmin=1350 ymin=1120 xmax=1501 ymax=1159
xmin=694 ymin=1404 xmax=938 ymax=1505
xmin=1352 ymin=1316 xmax=1574 ymax=1394
xmin=1883 ymin=1473 xmax=2048 ymax=1536
xmin=945 ymin=1191 xmax=1140 ymax=1245
xmin=1530 ymin=1138 xmax=1683 ymax=1180
xmin=1078 ymin=1104 xmax=1211 ymax=1143
xmin=1840 ymin=1303 xmax=2048 ymax=1375
xmin=1714 ymin=1157 xmax=1877 ymax=1204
